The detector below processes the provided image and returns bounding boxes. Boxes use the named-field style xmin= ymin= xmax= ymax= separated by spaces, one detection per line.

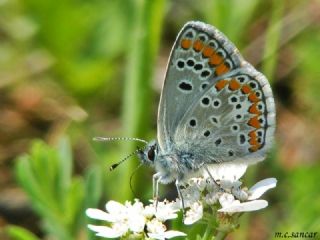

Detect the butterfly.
xmin=98 ymin=21 xmax=275 ymax=206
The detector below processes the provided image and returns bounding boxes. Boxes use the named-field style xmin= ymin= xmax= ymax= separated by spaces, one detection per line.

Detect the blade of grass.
xmin=118 ymin=0 xmax=166 ymax=201
xmin=261 ymin=0 xmax=285 ymax=82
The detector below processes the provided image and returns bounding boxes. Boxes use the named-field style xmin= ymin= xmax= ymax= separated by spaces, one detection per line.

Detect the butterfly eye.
xmin=147 ymin=146 xmax=156 ymax=162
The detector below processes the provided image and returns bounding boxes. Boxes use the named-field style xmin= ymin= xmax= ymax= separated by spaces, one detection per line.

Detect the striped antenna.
xmin=93 ymin=137 xmax=148 ymax=145
xmin=109 ymin=146 xmax=146 ymax=171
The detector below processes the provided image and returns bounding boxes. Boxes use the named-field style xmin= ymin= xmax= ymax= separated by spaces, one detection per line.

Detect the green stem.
xmin=262 ymin=0 xmax=284 ymax=82
xmin=119 ymin=0 xmax=166 ymax=200
xmin=202 ymin=225 xmax=212 ymax=240
xmin=215 ymin=230 xmax=228 ymax=240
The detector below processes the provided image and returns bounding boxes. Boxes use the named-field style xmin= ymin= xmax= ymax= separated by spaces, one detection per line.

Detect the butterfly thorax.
xmin=138 ymin=140 xmax=202 ymax=184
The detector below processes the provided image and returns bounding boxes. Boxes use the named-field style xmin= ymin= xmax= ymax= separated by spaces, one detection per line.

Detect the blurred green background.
xmin=0 ymin=0 xmax=320 ymax=239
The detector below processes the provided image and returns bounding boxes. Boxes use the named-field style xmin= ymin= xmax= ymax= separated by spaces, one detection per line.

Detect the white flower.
xmin=178 ymin=179 xmax=202 ymax=208
xmin=87 ymin=224 xmax=124 ymax=238
xmin=217 ymin=178 xmax=277 ymax=213
xmin=154 ymin=200 xmax=179 ymax=222
xmin=248 ymin=178 xmax=277 ymax=200
xmin=218 ymin=200 xmax=268 ymax=213
xmin=219 ymin=193 xmax=236 ymax=208
xmin=184 ymin=201 xmax=203 ymax=225
xmin=147 ymin=219 xmax=186 ymax=240
xmin=126 ymin=200 xmax=146 ymax=232
xmin=86 ymin=199 xmax=185 ymax=239
xmin=205 ymin=163 xmax=247 ymax=182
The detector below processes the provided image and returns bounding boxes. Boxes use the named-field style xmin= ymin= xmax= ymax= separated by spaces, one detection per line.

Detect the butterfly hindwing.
xmin=174 ymin=66 xmax=275 ymax=166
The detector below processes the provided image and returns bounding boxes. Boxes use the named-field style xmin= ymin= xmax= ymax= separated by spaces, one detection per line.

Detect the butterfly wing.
xmin=157 ymin=21 xmax=275 ymax=166
xmin=157 ymin=21 xmax=244 ymax=151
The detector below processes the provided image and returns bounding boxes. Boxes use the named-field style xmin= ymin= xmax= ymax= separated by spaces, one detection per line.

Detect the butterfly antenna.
xmin=109 ymin=146 xmax=146 ymax=171
xmin=93 ymin=137 xmax=148 ymax=145
xmin=129 ymin=163 xmax=143 ymax=197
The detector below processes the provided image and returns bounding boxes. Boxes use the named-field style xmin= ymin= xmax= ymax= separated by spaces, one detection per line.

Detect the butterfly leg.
xmin=153 ymin=173 xmax=162 ymax=210
xmin=203 ymin=165 xmax=220 ymax=189
xmin=175 ymin=179 xmax=185 ymax=217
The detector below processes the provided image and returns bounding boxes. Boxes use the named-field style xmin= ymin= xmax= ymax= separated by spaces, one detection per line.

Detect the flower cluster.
xmin=86 ymin=163 xmax=277 ymax=239
xmin=179 ymin=163 xmax=277 ymax=214
xmin=86 ymin=199 xmax=186 ymax=240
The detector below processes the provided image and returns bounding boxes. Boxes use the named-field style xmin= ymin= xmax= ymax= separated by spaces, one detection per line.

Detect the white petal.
xmin=112 ymin=222 xmax=129 ymax=236
xmin=87 ymin=224 xmax=122 ymax=238
xmin=218 ymin=200 xmax=268 ymax=213
xmin=220 ymin=179 xmax=242 ymax=189
xmin=219 ymin=193 xmax=235 ymax=208
xmin=184 ymin=202 xmax=203 ymax=225
xmin=105 ymin=200 xmax=126 ymax=213
xmin=132 ymin=199 xmax=144 ymax=213
xmin=86 ymin=208 xmax=115 ymax=222
xmin=154 ymin=201 xmax=179 ymax=221
xmin=143 ymin=205 xmax=156 ymax=217
xmin=128 ymin=214 xmax=146 ymax=233
xmin=232 ymin=188 xmax=249 ymax=201
xmin=147 ymin=233 xmax=165 ymax=240
xmin=164 ymin=230 xmax=187 ymax=238
xmin=205 ymin=163 xmax=247 ymax=182
xmin=146 ymin=219 xmax=166 ymax=234
xmin=248 ymin=178 xmax=277 ymax=200
xmin=205 ymin=191 xmax=220 ymax=205
xmin=148 ymin=231 xmax=187 ymax=240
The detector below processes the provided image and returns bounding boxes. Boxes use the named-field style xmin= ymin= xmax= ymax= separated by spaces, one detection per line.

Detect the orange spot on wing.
xmin=193 ymin=40 xmax=204 ymax=52
xmin=208 ymin=52 xmax=223 ymax=66
xmin=181 ymin=39 xmax=192 ymax=49
xmin=249 ymin=144 xmax=261 ymax=152
xmin=228 ymin=79 xmax=241 ymax=91
xmin=216 ymin=63 xmax=230 ymax=76
xmin=249 ymin=135 xmax=258 ymax=146
xmin=248 ymin=131 xmax=257 ymax=139
xmin=248 ymin=103 xmax=261 ymax=114
xmin=215 ymin=79 xmax=229 ymax=91
xmin=248 ymin=116 xmax=261 ymax=128
xmin=202 ymin=46 xmax=214 ymax=58
xmin=248 ymin=92 xmax=260 ymax=103
xmin=241 ymin=85 xmax=251 ymax=94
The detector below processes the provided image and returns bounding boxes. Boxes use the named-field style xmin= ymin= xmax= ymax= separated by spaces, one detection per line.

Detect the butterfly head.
xmin=137 ymin=140 xmax=158 ymax=166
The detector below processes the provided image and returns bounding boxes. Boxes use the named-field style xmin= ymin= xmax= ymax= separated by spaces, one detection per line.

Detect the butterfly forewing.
xmin=157 ymin=21 xmax=245 ymax=152
xmin=158 ymin=21 xmax=275 ymax=166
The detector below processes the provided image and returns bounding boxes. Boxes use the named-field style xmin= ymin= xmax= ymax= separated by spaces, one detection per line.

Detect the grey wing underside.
xmin=157 ymin=21 xmax=244 ymax=150
xmin=157 ymin=21 xmax=275 ymax=167
xmin=173 ymin=67 xmax=275 ymax=166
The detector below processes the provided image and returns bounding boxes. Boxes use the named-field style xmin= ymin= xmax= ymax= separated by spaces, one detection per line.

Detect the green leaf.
xmin=84 ymin=165 xmax=103 ymax=208
xmin=56 ymin=136 xmax=73 ymax=201
xmin=5 ymin=225 xmax=39 ymax=240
